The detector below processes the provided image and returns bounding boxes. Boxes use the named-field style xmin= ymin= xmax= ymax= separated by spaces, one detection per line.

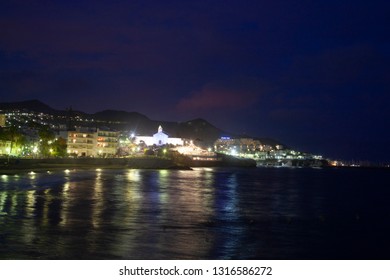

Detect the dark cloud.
xmin=177 ymin=82 xmax=262 ymax=112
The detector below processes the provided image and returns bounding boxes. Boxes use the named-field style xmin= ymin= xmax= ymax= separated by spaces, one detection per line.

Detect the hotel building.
xmin=62 ymin=127 xmax=119 ymax=157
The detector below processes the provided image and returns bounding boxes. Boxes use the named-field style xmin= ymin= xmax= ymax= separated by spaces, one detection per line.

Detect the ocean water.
xmin=0 ymin=167 xmax=390 ymax=260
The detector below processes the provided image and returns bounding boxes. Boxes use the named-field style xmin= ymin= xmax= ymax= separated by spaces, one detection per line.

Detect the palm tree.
xmin=0 ymin=126 xmax=22 ymax=162
xmin=38 ymin=126 xmax=55 ymax=157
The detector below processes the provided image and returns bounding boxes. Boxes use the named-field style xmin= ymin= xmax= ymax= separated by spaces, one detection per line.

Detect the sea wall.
xmin=1 ymin=154 xmax=256 ymax=174
xmin=0 ymin=157 xmax=184 ymax=173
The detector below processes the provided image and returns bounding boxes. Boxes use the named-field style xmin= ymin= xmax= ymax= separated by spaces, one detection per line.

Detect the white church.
xmin=134 ymin=125 xmax=184 ymax=146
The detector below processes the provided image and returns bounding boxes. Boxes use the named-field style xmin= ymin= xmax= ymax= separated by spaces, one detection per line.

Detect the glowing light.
xmin=127 ymin=169 xmax=140 ymax=182
xmin=64 ymin=169 xmax=70 ymax=174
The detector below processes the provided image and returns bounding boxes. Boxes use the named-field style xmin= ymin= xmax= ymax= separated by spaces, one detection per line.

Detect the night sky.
xmin=1 ymin=0 xmax=389 ymax=162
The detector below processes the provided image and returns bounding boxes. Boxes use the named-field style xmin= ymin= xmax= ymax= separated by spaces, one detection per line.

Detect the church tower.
xmin=153 ymin=125 xmax=168 ymax=146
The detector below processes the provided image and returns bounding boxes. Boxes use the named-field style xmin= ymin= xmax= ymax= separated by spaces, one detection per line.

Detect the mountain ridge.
xmin=0 ymin=99 xmax=283 ymax=147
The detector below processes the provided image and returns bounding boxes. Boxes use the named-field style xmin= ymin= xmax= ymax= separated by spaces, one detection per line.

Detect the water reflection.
xmin=91 ymin=169 xmax=103 ymax=229
xmin=0 ymin=191 xmax=6 ymax=215
xmin=2 ymin=167 xmax=389 ymax=259
xmin=60 ymin=182 xmax=70 ymax=227
xmin=0 ymin=168 xmax=222 ymax=259
xmin=0 ymin=168 xmax=296 ymax=259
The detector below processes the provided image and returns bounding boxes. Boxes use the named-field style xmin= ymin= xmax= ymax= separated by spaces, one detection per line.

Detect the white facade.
xmin=153 ymin=125 xmax=169 ymax=145
xmin=135 ymin=136 xmax=156 ymax=146
xmin=135 ymin=125 xmax=183 ymax=146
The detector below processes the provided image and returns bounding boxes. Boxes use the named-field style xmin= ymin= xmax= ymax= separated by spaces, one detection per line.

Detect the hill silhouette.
xmin=0 ymin=99 xmax=283 ymax=147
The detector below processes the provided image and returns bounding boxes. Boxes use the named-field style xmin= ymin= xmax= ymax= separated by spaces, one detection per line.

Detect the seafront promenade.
xmin=0 ymin=157 xmax=185 ymax=174
xmin=0 ymin=155 xmax=256 ymax=174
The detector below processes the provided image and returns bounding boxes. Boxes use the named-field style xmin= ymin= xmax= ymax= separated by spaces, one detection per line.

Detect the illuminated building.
xmin=63 ymin=127 xmax=96 ymax=157
xmin=62 ymin=127 xmax=119 ymax=157
xmin=214 ymin=137 xmax=270 ymax=154
xmin=96 ymin=129 xmax=119 ymax=156
xmin=134 ymin=125 xmax=183 ymax=146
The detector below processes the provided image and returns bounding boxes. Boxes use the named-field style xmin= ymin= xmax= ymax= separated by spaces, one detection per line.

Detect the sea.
xmin=0 ymin=166 xmax=390 ymax=260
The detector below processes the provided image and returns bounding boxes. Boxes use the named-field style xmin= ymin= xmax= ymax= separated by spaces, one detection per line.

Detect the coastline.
xmin=0 ymin=157 xmax=189 ymax=175
xmin=0 ymin=155 xmax=257 ymax=175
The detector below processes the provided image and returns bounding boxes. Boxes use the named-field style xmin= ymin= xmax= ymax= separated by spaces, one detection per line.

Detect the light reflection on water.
xmin=1 ymin=167 xmax=390 ymax=259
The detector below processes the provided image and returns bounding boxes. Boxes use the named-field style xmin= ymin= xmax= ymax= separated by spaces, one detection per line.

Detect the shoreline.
xmin=0 ymin=155 xmax=257 ymax=175
xmin=0 ymin=157 xmax=190 ymax=175
xmin=0 ymin=166 xmax=189 ymax=176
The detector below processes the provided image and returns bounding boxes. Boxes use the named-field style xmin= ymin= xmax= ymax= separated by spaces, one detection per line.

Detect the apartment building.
xmin=62 ymin=127 xmax=119 ymax=157
xmin=96 ymin=129 xmax=119 ymax=156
